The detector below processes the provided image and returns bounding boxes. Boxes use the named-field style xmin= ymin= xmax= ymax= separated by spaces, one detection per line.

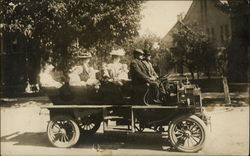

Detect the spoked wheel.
xmin=47 ymin=115 xmax=80 ymax=148
xmin=168 ymin=115 xmax=207 ymax=152
xmin=78 ymin=115 xmax=101 ymax=135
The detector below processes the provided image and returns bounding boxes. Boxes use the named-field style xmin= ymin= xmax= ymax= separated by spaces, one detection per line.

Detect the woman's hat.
xmin=110 ymin=49 xmax=125 ymax=56
xmin=77 ymin=52 xmax=92 ymax=59
xmin=133 ymin=49 xmax=144 ymax=55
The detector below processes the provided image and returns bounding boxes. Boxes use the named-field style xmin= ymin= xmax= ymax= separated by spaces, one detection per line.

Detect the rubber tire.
xmin=47 ymin=115 xmax=80 ymax=148
xmin=168 ymin=115 xmax=207 ymax=153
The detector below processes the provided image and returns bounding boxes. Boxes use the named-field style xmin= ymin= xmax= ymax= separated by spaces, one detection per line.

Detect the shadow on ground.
xmin=1 ymin=132 xmax=50 ymax=147
xmin=0 ymin=97 xmax=51 ymax=108
xmin=1 ymin=131 xmax=172 ymax=152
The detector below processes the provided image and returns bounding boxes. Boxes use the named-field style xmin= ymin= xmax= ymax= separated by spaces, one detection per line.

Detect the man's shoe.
xmin=153 ymin=99 xmax=162 ymax=104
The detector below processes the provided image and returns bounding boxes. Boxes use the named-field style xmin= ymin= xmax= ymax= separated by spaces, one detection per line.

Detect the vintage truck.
xmin=41 ymin=75 xmax=209 ymax=152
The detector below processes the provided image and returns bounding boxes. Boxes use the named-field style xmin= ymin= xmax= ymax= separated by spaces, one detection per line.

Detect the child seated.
xmin=39 ymin=63 xmax=62 ymax=88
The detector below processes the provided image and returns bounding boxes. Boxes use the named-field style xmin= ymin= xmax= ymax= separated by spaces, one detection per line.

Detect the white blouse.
xmin=69 ymin=65 xmax=99 ymax=86
xmin=103 ymin=62 xmax=129 ymax=81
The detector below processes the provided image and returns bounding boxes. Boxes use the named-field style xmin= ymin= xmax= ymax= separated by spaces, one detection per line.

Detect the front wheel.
xmin=168 ymin=115 xmax=207 ymax=152
xmin=47 ymin=115 xmax=80 ymax=148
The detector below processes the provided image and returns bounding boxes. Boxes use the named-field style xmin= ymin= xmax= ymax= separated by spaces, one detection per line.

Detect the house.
xmin=161 ymin=0 xmax=232 ymax=74
xmin=163 ymin=0 xmax=231 ymax=48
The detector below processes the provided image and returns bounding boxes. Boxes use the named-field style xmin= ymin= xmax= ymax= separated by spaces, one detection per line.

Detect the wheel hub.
xmin=184 ymin=130 xmax=192 ymax=138
xmin=60 ymin=128 xmax=66 ymax=135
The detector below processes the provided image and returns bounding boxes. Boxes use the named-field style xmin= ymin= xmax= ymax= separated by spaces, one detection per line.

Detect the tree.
xmin=127 ymin=33 xmax=174 ymax=75
xmin=0 ymin=0 xmax=144 ymax=78
xmin=170 ymin=22 xmax=217 ymax=79
xmin=215 ymin=0 xmax=249 ymax=82
xmin=213 ymin=0 xmax=249 ymax=104
xmin=171 ymin=22 xmax=232 ymax=104
xmin=216 ymin=47 xmax=231 ymax=105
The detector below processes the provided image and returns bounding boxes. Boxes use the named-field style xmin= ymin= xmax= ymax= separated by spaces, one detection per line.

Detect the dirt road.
xmin=1 ymin=99 xmax=249 ymax=155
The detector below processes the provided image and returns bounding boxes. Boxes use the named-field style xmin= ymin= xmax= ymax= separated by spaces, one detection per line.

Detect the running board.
xmin=104 ymin=128 xmax=132 ymax=133
xmin=104 ymin=116 xmax=124 ymax=120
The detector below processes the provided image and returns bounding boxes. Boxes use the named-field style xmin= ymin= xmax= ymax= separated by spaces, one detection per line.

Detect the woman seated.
xmin=102 ymin=48 xmax=129 ymax=85
xmin=39 ymin=63 xmax=62 ymax=88
xmin=68 ymin=66 xmax=86 ymax=86
xmin=100 ymin=49 xmax=131 ymax=104
xmin=69 ymin=52 xmax=100 ymax=87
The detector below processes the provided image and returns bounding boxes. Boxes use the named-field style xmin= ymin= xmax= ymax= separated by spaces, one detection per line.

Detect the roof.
xmin=162 ymin=0 xmax=231 ymax=48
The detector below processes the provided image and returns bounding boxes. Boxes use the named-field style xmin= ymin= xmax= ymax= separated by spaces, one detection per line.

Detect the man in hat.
xmin=130 ymin=49 xmax=152 ymax=105
xmin=143 ymin=50 xmax=159 ymax=80
xmin=142 ymin=50 xmax=161 ymax=103
xmin=130 ymin=49 xmax=150 ymax=84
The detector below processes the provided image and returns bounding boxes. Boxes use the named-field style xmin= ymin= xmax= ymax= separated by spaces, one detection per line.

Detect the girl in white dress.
xmin=39 ymin=63 xmax=62 ymax=88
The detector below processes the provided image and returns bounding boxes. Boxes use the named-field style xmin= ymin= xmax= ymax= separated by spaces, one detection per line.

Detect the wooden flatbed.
xmin=41 ymin=104 xmax=194 ymax=109
xmin=41 ymin=104 xmax=196 ymax=133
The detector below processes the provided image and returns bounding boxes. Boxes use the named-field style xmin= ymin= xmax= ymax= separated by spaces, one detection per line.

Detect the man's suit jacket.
xmin=142 ymin=60 xmax=158 ymax=78
xmin=129 ymin=59 xmax=151 ymax=85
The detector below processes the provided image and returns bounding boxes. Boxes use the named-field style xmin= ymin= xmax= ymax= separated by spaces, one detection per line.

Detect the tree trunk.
xmin=197 ymin=72 xmax=200 ymax=80
xmin=222 ymin=76 xmax=231 ymax=105
xmin=179 ymin=59 xmax=184 ymax=75
xmin=191 ymin=71 xmax=194 ymax=80
xmin=188 ymin=65 xmax=194 ymax=80
xmin=206 ymin=68 xmax=211 ymax=79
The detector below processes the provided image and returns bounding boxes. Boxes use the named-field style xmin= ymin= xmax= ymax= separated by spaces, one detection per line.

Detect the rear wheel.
xmin=168 ymin=115 xmax=207 ymax=152
xmin=47 ymin=115 xmax=80 ymax=148
xmin=78 ymin=115 xmax=101 ymax=135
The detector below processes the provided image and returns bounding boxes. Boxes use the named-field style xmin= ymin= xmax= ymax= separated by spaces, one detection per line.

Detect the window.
xmin=220 ymin=25 xmax=224 ymax=43
xmin=211 ymin=28 xmax=215 ymax=40
xmin=204 ymin=0 xmax=207 ymax=16
xmin=0 ymin=32 xmax=2 ymax=54
xmin=201 ymin=0 xmax=203 ymax=10
xmin=225 ymin=24 xmax=229 ymax=40
xmin=206 ymin=28 xmax=210 ymax=38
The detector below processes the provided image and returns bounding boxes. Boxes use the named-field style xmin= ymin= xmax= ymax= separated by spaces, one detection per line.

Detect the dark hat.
xmin=133 ymin=49 xmax=144 ymax=55
xmin=77 ymin=52 xmax=92 ymax=59
xmin=143 ymin=50 xmax=151 ymax=56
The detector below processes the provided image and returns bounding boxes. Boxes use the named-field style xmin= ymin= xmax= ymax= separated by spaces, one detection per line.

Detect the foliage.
xmin=132 ymin=33 xmax=160 ymax=50
xmin=125 ymin=33 xmax=175 ymax=75
xmin=215 ymin=0 xmax=249 ymax=82
xmin=0 ymin=0 xmax=144 ymax=76
xmin=170 ymin=23 xmax=217 ymax=79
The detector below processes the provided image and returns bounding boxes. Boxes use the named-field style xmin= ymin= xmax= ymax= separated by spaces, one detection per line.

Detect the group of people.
xmin=40 ymin=48 xmax=161 ymax=104
xmin=39 ymin=48 xmax=130 ymax=88
xmin=68 ymin=48 xmax=130 ymax=89
xmin=130 ymin=49 xmax=161 ymax=104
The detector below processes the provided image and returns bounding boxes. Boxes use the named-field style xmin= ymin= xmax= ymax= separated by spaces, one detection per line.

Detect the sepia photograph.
xmin=0 ymin=0 xmax=249 ymax=155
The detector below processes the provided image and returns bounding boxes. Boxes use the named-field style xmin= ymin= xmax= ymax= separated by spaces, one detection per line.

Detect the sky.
xmin=139 ymin=1 xmax=193 ymax=38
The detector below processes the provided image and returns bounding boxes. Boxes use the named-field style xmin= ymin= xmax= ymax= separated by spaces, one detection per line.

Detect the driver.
xmin=130 ymin=49 xmax=151 ymax=105
xmin=142 ymin=50 xmax=161 ymax=103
